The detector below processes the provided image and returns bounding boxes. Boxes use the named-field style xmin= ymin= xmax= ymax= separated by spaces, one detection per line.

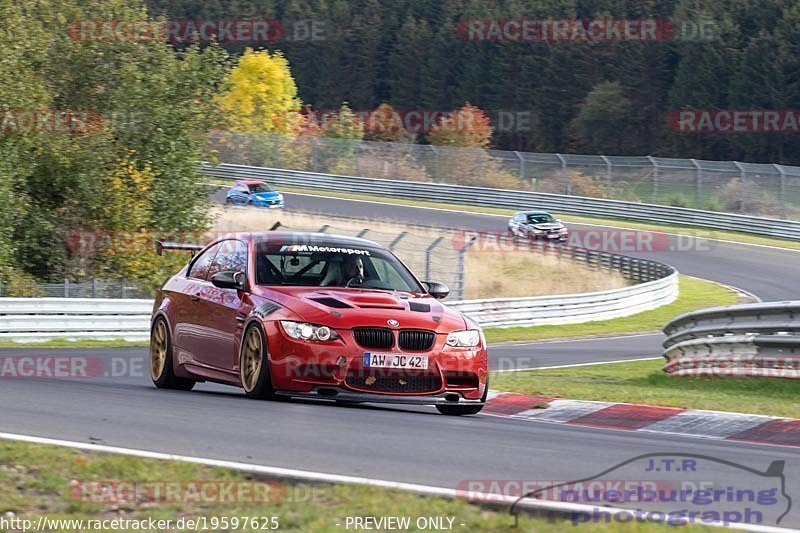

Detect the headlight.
xmin=280 ymin=321 xmax=339 ymax=341
xmin=446 ymin=330 xmax=481 ymax=348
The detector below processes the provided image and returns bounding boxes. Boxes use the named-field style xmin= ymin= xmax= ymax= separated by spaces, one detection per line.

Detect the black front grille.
xmin=398 ymin=330 xmax=436 ymax=351
xmin=346 ymin=371 xmax=442 ymax=393
xmin=352 ymin=327 xmax=394 ymax=349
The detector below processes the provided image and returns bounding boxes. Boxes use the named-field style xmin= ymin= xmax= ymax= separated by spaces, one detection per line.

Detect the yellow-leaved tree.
xmin=216 ymin=49 xmax=302 ymax=134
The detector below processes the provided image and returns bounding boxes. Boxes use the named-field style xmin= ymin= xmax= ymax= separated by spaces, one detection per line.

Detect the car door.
xmin=194 ymin=238 xmax=251 ymax=372
xmin=172 ymin=242 xmax=221 ymax=366
xmin=509 ymin=213 xmax=525 ymax=235
xmin=228 ymin=183 xmax=249 ymax=204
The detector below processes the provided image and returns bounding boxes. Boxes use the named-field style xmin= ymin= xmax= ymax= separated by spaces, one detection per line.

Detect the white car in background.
xmin=507 ymin=211 xmax=569 ymax=242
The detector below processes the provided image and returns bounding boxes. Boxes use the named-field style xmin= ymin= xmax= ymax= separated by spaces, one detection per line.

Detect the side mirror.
xmin=423 ymin=281 xmax=450 ymax=300
xmin=211 ymin=271 xmax=245 ymax=291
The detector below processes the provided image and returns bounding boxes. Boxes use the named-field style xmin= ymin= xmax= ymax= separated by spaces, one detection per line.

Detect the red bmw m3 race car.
xmin=150 ymin=232 xmax=488 ymax=415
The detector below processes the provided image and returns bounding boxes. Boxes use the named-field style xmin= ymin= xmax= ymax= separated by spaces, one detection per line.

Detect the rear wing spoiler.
xmin=155 ymin=241 xmax=204 ymax=256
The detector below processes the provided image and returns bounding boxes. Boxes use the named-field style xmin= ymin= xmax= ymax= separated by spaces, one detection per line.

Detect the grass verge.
xmin=483 ymin=275 xmax=738 ymax=344
xmin=491 ymin=359 xmax=800 ymax=418
xmin=246 ymin=182 xmax=800 ymax=251
xmin=0 ymin=440 xmax=705 ymax=532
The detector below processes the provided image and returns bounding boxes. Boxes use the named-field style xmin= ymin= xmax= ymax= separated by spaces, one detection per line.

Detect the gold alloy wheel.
xmin=150 ymin=320 xmax=168 ymax=381
xmin=241 ymin=327 xmax=263 ymax=393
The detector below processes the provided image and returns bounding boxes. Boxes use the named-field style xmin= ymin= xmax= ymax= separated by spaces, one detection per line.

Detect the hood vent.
xmin=408 ymin=302 xmax=431 ymax=313
xmin=310 ymin=297 xmax=353 ymax=309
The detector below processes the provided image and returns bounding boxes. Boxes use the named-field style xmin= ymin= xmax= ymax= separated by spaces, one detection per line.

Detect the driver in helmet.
xmin=342 ymin=255 xmax=364 ymax=286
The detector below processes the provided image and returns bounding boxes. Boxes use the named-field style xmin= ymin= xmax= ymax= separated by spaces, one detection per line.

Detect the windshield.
xmin=527 ymin=213 xmax=555 ymax=224
xmin=248 ymin=183 xmax=273 ymax=193
xmin=255 ymin=241 xmax=423 ymax=292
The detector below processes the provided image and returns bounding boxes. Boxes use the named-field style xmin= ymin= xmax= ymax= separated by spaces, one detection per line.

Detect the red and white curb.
xmin=484 ymin=392 xmax=800 ymax=447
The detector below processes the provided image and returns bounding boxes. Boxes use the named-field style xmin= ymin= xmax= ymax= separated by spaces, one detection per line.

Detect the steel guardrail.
xmin=662 ymin=302 xmax=800 ymax=377
xmin=199 ymin=163 xmax=800 ymax=240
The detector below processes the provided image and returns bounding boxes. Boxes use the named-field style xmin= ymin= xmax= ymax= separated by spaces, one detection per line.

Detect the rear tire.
xmin=150 ymin=317 xmax=195 ymax=391
xmin=240 ymin=324 xmax=277 ymax=400
xmin=436 ymin=375 xmax=489 ymax=416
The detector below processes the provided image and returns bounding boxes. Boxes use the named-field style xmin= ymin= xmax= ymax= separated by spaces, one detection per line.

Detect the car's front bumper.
xmin=265 ymin=324 xmax=488 ymax=401
xmin=276 ymin=387 xmax=485 ymax=405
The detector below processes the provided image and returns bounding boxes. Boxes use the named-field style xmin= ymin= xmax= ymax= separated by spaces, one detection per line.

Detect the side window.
xmin=188 ymin=243 xmax=221 ymax=281
xmin=207 ymin=240 xmax=248 ymax=280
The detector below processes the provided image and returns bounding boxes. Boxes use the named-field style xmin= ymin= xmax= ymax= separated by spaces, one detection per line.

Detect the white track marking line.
xmin=490 ymin=332 xmax=662 ymax=348
xmin=283 ymin=191 xmax=800 ymax=254
xmin=0 ymin=431 xmax=792 ymax=532
xmin=492 ymin=356 xmax=662 ymax=373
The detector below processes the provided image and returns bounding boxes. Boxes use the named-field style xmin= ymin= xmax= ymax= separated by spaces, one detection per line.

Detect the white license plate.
xmin=363 ymin=353 xmax=429 ymax=370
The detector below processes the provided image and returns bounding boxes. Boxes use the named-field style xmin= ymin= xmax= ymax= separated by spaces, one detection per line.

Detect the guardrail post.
xmin=357 ymin=229 xmax=369 ymax=238
xmin=92 ymin=278 xmax=97 ymax=298
xmin=388 ymin=231 xmax=407 ymax=250
xmin=775 ymin=164 xmax=787 ymax=219
xmin=317 ymin=224 xmax=330 ymax=233
xmin=691 ymin=158 xmax=702 ymax=208
xmin=64 ymin=279 xmax=69 ymax=298
xmin=425 ymin=236 xmax=445 ymax=281
xmin=648 ymin=156 xmax=659 ymax=203
xmin=120 ymin=278 xmax=126 ymax=299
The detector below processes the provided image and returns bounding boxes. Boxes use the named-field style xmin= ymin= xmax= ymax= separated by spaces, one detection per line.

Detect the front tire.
xmin=150 ymin=317 xmax=195 ymax=391
xmin=240 ymin=324 xmax=277 ymax=400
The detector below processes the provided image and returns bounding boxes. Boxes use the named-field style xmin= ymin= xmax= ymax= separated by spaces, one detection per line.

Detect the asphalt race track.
xmin=3 ymin=192 xmax=800 ymax=528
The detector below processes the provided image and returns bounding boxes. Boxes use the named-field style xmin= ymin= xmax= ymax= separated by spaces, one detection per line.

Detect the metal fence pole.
xmin=733 ymin=161 xmax=746 ymax=212
xmin=691 ymin=159 xmax=702 ymax=208
xmin=388 ymin=231 xmax=407 ymax=250
xmin=317 ymin=224 xmax=330 ymax=233
xmin=120 ymin=278 xmax=126 ymax=299
xmin=356 ymin=229 xmax=369 ymax=238
xmin=64 ymin=279 xmax=69 ymax=298
xmin=775 ymin=164 xmax=787 ymax=219
xmin=454 ymin=238 xmax=476 ymax=300
xmin=648 ymin=156 xmax=659 ymax=203
xmin=392 ymin=143 xmax=399 ymax=178
xmin=92 ymin=278 xmax=97 ymax=298
xmin=424 ymin=237 xmax=445 ymax=281
xmin=556 ymin=153 xmax=568 ymax=194
xmin=601 ymin=155 xmax=612 ymax=192
xmin=311 ymin=137 xmax=319 ymax=172
xmin=515 ymin=151 xmax=525 ymax=183
xmin=475 ymin=149 xmax=483 ymax=185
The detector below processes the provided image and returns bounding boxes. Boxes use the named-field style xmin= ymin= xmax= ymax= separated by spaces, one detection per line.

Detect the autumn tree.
xmin=427 ymin=103 xmax=492 ymax=148
xmin=216 ymin=49 xmax=302 ymax=134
